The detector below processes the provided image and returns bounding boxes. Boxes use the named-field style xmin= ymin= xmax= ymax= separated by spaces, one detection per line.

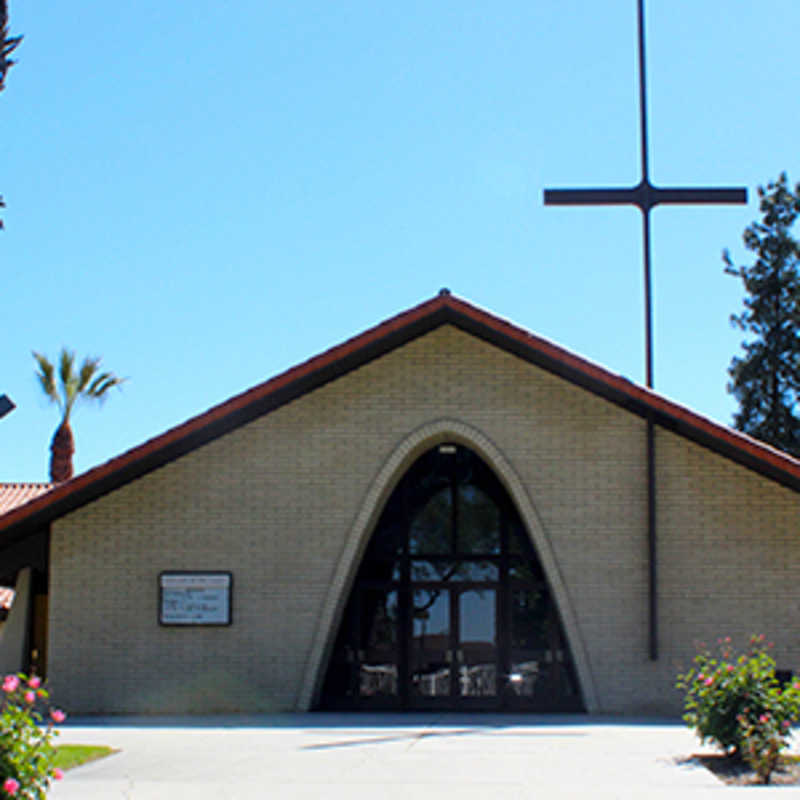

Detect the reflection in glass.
xmin=410 ymin=560 xmax=499 ymax=582
xmin=410 ymin=589 xmax=450 ymax=697
xmin=508 ymin=520 xmax=530 ymax=555
xmin=359 ymin=589 xmax=399 ymax=697
xmin=457 ymin=485 xmax=501 ymax=554
xmin=409 ymin=489 xmax=452 ymax=554
xmin=458 ymin=589 xmax=497 ymax=697
xmin=507 ymin=660 xmax=540 ymax=696
xmin=508 ymin=558 xmax=544 ymax=584
xmin=511 ymin=587 xmax=550 ymax=650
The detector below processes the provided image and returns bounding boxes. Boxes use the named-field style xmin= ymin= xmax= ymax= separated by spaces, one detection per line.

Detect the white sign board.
xmin=159 ymin=572 xmax=232 ymax=625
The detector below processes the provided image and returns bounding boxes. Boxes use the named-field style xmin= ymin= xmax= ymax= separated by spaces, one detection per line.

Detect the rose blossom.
xmin=2 ymin=777 xmax=20 ymax=796
xmin=51 ymin=708 xmax=66 ymax=723
xmin=27 ymin=676 xmax=41 ymax=689
xmin=24 ymin=690 xmax=35 ymax=704
xmin=52 ymin=768 xmax=64 ymax=781
xmin=2 ymin=675 xmax=19 ymax=693
xmin=703 ymin=677 xmax=714 ymax=687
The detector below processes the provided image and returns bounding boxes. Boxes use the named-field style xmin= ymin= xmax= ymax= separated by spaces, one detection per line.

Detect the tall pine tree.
xmin=724 ymin=173 xmax=800 ymax=457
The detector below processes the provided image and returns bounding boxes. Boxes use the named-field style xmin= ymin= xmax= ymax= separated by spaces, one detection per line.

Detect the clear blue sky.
xmin=3 ymin=0 xmax=799 ymax=482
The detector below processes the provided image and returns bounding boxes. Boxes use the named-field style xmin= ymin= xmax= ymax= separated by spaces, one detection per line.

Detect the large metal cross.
xmin=544 ymin=0 xmax=747 ymax=389
xmin=543 ymin=0 xmax=747 ymax=664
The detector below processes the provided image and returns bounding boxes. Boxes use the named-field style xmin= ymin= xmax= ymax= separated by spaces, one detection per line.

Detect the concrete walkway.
xmin=48 ymin=714 xmax=800 ymax=799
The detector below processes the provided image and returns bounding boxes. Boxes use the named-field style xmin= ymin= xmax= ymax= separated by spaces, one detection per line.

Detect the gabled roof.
xmin=1 ymin=291 xmax=798 ymax=545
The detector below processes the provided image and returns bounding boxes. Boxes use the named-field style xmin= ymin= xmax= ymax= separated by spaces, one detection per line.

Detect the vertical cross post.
xmin=543 ymin=0 xmax=747 ymax=660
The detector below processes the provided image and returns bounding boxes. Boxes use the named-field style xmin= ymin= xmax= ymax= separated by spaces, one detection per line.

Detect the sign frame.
xmin=158 ymin=571 xmax=233 ymax=627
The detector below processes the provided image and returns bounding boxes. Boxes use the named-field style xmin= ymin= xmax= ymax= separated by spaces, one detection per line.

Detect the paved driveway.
xmin=47 ymin=714 xmax=800 ymax=799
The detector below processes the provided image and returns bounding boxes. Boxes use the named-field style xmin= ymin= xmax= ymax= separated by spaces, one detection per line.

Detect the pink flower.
xmin=2 ymin=675 xmax=19 ymax=693
xmin=27 ymin=676 xmax=41 ymax=689
xmin=52 ymin=768 xmax=64 ymax=781
xmin=51 ymin=708 xmax=66 ymax=723
xmin=24 ymin=691 xmax=35 ymax=704
xmin=759 ymin=713 xmax=769 ymax=723
xmin=726 ymin=664 xmax=734 ymax=673
xmin=782 ymin=720 xmax=791 ymax=729
xmin=697 ymin=673 xmax=705 ymax=683
xmin=704 ymin=677 xmax=714 ymax=687
xmin=2 ymin=777 xmax=20 ymax=796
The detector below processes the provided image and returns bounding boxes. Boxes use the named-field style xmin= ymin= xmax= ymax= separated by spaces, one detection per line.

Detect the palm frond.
xmin=87 ymin=371 xmax=126 ymax=400
xmin=32 ymin=351 xmax=61 ymax=409
xmin=77 ymin=356 xmax=101 ymax=393
xmin=58 ymin=348 xmax=80 ymax=419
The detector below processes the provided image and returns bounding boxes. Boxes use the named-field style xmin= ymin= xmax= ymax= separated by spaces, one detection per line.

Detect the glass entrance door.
xmin=408 ymin=585 xmax=498 ymax=708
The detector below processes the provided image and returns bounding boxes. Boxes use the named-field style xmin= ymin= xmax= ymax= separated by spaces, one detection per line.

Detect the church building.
xmin=1 ymin=291 xmax=798 ymax=715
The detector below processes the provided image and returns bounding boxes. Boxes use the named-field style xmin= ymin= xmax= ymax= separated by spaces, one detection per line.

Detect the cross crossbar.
xmin=544 ymin=183 xmax=746 ymax=213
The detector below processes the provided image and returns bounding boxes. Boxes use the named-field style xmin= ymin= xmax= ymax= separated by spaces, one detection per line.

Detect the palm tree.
xmin=33 ymin=349 xmax=125 ymax=482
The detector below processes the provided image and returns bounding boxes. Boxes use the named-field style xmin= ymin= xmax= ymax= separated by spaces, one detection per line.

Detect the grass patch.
xmin=53 ymin=744 xmax=117 ymax=771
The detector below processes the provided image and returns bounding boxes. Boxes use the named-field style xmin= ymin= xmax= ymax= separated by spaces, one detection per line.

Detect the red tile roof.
xmin=0 ymin=483 xmax=54 ymax=515
xmin=0 ymin=291 xmax=798 ymax=544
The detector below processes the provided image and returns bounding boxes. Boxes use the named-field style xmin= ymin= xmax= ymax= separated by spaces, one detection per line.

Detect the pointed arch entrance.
xmin=319 ymin=443 xmax=584 ymax=711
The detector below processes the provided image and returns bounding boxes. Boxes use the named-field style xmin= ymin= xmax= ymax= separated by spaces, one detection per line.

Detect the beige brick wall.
xmin=48 ymin=325 xmax=799 ymax=715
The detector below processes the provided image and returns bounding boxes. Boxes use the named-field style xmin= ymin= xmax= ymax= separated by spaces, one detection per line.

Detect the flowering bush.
xmin=0 ymin=674 xmax=65 ymax=798
xmin=676 ymin=636 xmax=800 ymax=784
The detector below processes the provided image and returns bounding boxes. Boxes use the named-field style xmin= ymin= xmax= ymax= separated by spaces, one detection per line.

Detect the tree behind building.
xmin=724 ymin=173 xmax=800 ymax=457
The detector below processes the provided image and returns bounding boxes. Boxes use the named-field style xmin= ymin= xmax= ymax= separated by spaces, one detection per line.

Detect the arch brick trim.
xmin=297 ymin=418 xmax=599 ymax=712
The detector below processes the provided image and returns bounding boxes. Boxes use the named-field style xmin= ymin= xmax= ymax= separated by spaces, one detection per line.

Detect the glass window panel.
xmin=410 ymin=560 xmax=499 ymax=583
xmin=508 ymin=520 xmax=531 ymax=555
xmin=409 ymin=488 xmax=453 ymax=554
xmin=510 ymin=587 xmax=551 ymax=650
xmin=456 ymin=485 xmax=501 ymax=554
xmin=458 ymin=589 xmax=497 ymax=697
xmin=359 ymin=589 xmax=399 ymax=698
xmin=508 ymin=558 xmax=545 ymax=584
xmin=364 ymin=516 xmax=405 ymax=559
xmin=508 ymin=587 xmax=552 ymax=698
xmin=507 ymin=659 xmax=542 ymax=697
xmin=410 ymin=589 xmax=450 ymax=697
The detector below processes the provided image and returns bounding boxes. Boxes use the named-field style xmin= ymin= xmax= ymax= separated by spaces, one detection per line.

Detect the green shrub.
xmin=1 ymin=673 xmax=65 ymax=798
xmin=676 ymin=635 xmax=800 ymax=784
